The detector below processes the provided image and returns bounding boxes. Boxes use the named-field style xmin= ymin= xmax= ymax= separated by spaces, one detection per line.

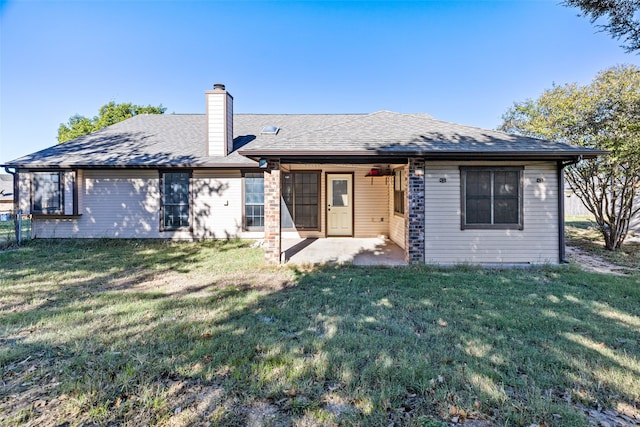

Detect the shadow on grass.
xmin=1 ymin=241 xmax=639 ymax=426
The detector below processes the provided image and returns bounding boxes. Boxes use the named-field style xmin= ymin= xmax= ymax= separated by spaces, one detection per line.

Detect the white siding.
xmin=33 ymin=170 xmax=164 ymax=238
xmin=76 ymin=169 xmax=84 ymax=215
xmin=424 ymin=161 xmax=560 ymax=265
xmin=353 ymin=167 xmax=390 ymax=238
xmin=30 ymin=169 xmax=245 ymax=240
xmin=286 ymin=164 xmax=394 ymax=238
xmin=192 ymin=170 xmax=243 ymax=239
xmin=389 ymin=213 xmax=405 ymax=249
xmin=388 ymin=166 xmax=406 ymax=249
xmin=207 ymin=93 xmax=226 ymax=157
xmin=25 ymin=165 xmax=395 ymax=240
xmin=20 ymin=161 xmax=566 ymax=264
xmin=18 ymin=172 xmax=30 ymax=213
xmin=63 ymin=171 xmax=75 ymax=215
xmin=226 ymin=95 xmax=234 ymax=155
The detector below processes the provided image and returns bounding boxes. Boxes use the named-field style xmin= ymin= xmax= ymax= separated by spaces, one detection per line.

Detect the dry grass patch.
xmin=566 ymin=216 xmax=640 ymax=273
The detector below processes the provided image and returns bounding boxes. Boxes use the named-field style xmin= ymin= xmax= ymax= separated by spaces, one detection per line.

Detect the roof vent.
xmin=261 ymin=125 xmax=279 ymax=135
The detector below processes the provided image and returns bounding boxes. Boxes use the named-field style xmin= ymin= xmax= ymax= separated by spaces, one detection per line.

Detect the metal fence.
xmin=0 ymin=210 xmax=31 ymax=249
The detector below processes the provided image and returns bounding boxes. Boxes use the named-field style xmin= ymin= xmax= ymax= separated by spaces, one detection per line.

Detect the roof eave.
xmin=1 ymin=162 xmax=259 ymax=170
xmin=237 ymin=149 xmax=607 ymax=161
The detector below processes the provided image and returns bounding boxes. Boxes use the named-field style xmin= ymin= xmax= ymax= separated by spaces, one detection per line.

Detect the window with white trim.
xmin=244 ymin=172 xmax=264 ymax=230
xmin=461 ymin=167 xmax=523 ymax=230
xmin=32 ymin=172 xmax=62 ymax=214
xmin=394 ymin=169 xmax=405 ymax=215
xmin=161 ymin=171 xmax=190 ymax=230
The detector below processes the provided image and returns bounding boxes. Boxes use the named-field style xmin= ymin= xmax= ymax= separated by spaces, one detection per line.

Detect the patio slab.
xmin=282 ymin=237 xmax=407 ymax=266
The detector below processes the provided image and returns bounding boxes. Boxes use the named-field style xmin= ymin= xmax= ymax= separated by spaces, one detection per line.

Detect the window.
xmin=282 ymin=172 xmax=319 ymax=230
xmin=461 ymin=167 xmax=523 ymax=229
xmin=32 ymin=172 xmax=62 ymax=214
xmin=394 ymin=169 xmax=405 ymax=215
xmin=161 ymin=172 xmax=190 ymax=230
xmin=244 ymin=172 xmax=264 ymax=230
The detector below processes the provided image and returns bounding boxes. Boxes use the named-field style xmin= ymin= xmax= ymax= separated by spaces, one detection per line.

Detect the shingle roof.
xmin=3 ymin=113 xmax=363 ymax=168
xmin=239 ymin=110 xmax=604 ymax=160
xmin=5 ymin=115 xmax=244 ymax=168
xmin=3 ymin=111 xmax=603 ymax=168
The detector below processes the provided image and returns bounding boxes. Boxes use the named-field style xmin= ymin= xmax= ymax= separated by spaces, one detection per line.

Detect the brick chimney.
xmin=205 ymin=83 xmax=233 ymax=156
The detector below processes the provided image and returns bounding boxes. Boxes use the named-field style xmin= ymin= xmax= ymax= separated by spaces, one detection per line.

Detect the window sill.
xmin=282 ymin=227 xmax=320 ymax=232
xmin=393 ymin=212 xmax=405 ymax=218
xmin=160 ymin=227 xmax=192 ymax=232
xmin=32 ymin=214 xmax=82 ymax=219
xmin=462 ymin=224 xmax=524 ymax=231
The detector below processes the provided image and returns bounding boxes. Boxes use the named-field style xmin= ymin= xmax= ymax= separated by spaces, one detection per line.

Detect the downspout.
xmin=558 ymin=158 xmax=581 ymax=263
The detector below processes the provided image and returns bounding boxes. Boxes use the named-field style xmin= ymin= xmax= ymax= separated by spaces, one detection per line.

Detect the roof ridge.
xmin=234 ymin=113 xmax=367 ymax=116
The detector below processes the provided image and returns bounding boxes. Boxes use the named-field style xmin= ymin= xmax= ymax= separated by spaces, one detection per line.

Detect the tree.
xmin=501 ymin=64 xmax=640 ymax=250
xmin=57 ymin=102 xmax=166 ymax=143
xmin=563 ymin=0 xmax=640 ymax=53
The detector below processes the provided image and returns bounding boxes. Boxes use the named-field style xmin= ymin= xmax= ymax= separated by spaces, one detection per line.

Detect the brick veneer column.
xmin=405 ymin=158 xmax=425 ymax=263
xmin=264 ymin=159 xmax=282 ymax=264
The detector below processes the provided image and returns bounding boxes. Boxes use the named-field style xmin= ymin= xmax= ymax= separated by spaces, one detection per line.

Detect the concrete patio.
xmin=282 ymin=237 xmax=407 ymax=266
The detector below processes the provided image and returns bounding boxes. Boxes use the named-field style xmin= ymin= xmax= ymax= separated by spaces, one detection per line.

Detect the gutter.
xmin=0 ymin=163 xmax=259 ymax=170
xmin=238 ymin=149 xmax=607 ymax=161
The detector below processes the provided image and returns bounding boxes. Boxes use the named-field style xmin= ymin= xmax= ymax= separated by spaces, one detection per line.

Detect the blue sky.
xmin=1 ymin=0 xmax=638 ymax=163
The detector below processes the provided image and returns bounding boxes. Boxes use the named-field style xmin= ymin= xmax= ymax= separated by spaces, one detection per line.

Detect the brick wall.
xmin=405 ymin=159 xmax=425 ymax=263
xmin=263 ymin=159 xmax=281 ymax=264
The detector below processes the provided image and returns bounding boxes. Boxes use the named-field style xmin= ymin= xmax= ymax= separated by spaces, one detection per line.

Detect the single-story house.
xmin=2 ymin=84 xmax=605 ymax=264
xmin=0 ymin=174 xmax=14 ymax=214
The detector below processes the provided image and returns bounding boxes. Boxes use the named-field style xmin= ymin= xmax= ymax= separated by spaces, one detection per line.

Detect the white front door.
xmin=327 ymin=173 xmax=353 ymax=236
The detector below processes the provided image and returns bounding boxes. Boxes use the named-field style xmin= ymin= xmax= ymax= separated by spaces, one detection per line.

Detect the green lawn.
xmin=0 ymin=220 xmax=15 ymax=244
xmin=0 ymin=218 xmax=30 ymax=249
xmin=0 ymin=239 xmax=638 ymax=426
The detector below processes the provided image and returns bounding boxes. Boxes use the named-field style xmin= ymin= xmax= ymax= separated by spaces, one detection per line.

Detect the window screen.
xmin=161 ymin=172 xmax=190 ymax=230
xmin=461 ymin=167 xmax=523 ymax=229
xmin=281 ymin=172 xmax=319 ymax=230
xmin=32 ymin=172 xmax=62 ymax=214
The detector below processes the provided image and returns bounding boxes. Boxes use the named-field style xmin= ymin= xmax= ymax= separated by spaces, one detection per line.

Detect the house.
xmin=0 ymin=174 xmax=14 ymax=215
xmin=2 ymin=84 xmax=605 ymax=264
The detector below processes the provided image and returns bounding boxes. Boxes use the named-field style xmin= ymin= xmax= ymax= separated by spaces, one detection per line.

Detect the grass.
xmin=0 ymin=218 xmax=31 ymax=249
xmin=565 ymin=215 xmax=640 ymax=270
xmin=1 ymin=239 xmax=639 ymax=426
xmin=0 ymin=220 xmax=15 ymax=245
